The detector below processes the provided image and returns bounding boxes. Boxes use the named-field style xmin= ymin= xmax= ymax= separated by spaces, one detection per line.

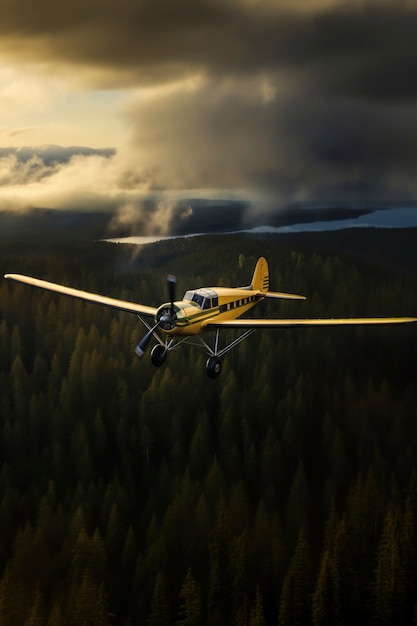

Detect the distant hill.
xmin=0 ymin=209 xmax=112 ymax=243
xmin=1 ymin=206 xmax=416 ymax=280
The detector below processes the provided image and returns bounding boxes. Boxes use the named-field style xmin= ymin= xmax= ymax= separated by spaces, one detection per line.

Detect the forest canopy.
xmin=0 ymin=231 xmax=417 ymax=625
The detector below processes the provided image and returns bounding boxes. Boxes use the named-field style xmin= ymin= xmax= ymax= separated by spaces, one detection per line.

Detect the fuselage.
xmin=156 ymin=287 xmax=263 ymax=336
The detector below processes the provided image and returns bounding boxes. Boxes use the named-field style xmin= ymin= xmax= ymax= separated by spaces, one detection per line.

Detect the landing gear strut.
xmin=137 ymin=315 xmax=256 ymax=378
xmin=206 ymin=356 xmax=222 ymax=379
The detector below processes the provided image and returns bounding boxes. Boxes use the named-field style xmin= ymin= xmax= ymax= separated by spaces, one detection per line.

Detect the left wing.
xmin=205 ymin=317 xmax=417 ymax=329
xmin=4 ymin=274 xmax=157 ymax=317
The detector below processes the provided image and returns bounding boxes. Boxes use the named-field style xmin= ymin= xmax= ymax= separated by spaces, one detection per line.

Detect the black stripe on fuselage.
xmin=219 ymin=294 xmax=258 ymax=313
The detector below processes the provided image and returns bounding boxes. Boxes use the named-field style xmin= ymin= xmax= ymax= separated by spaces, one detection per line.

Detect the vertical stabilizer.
xmin=251 ymin=257 xmax=269 ymax=292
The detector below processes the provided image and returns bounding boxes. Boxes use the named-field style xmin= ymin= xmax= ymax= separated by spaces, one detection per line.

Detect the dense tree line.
xmin=0 ymin=234 xmax=416 ymax=624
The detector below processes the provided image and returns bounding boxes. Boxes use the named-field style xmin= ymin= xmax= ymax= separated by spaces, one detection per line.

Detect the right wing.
xmin=4 ymin=274 xmax=157 ymax=318
xmin=205 ymin=317 xmax=417 ymax=329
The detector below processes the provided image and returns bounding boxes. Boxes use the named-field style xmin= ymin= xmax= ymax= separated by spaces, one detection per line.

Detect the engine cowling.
xmin=156 ymin=303 xmax=177 ymax=331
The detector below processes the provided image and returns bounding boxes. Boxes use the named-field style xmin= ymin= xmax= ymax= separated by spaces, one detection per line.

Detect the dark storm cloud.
xmin=283 ymin=5 xmax=416 ymax=103
xmin=1 ymin=0 xmax=415 ymax=207
xmin=1 ymin=0 xmax=415 ymax=101
xmin=125 ymin=74 xmax=416 ymax=204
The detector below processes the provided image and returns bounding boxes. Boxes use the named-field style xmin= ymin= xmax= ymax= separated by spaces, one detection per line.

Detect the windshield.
xmin=183 ymin=289 xmax=218 ymax=310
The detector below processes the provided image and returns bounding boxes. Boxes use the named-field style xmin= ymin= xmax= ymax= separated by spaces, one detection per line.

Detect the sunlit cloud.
xmin=0 ymin=65 xmax=54 ymax=112
xmin=0 ymin=149 xmax=139 ymax=211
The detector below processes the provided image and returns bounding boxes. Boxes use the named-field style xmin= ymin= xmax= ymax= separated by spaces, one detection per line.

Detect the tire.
xmin=206 ymin=356 xmax=222 ymax=379
xmin=151 ymin=344 xmax=167 ymax=367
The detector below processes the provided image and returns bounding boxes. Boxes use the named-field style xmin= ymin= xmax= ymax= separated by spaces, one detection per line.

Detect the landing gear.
xmin=137 ymin=315 xmax=256 ymax=378
xmin=151 ymin=344 xmax=167 ymax=367
xmin=206 ymin=356 xmax=222 ymax=379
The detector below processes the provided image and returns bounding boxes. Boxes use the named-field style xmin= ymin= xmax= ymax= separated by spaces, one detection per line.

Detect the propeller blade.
xmin=135 ymin=321 xmax=160 ymax=358
xmin=167 ymin=274 xmax=176 ymax=311
xmin=135 ymin=275 xmax=176 ymax=358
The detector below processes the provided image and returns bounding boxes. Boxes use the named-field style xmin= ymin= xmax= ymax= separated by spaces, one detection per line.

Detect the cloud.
xmin=0 ymin=65 xmax=55 ymax=112
xmin=0 ymin=147 xmax=147 ymax=212
xmin=0 ymin=145 xmax=115 ymax=165
xmin=0 ymin=0 xmax=414 ymax=98
xmin=0 ymin=0 xmax=415 ymax=217
xmin=110 ymin=198 xmax=194 ymax=237
xmin=122 ymin=72 xmax=416 ymax=206
xmin=0 ymin=127 xmax=38 ymax=140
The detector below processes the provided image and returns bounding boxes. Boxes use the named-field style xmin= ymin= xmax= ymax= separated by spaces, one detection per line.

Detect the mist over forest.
xmin=1 ymin=226 xmax=417 ymax=624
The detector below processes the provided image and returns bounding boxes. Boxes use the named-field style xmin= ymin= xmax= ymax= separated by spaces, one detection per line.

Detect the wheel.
xmin=206 ymin=356 xmax=222 ymax=379
xmin=151 ymin=344 xmax=167 ymax=367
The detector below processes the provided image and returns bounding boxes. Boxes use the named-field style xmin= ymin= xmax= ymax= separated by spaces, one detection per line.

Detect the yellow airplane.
xmin=4 ymin=257 xmax=416 ymax=378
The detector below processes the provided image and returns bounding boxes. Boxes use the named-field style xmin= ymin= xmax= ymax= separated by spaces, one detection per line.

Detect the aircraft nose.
xmin=157 ymin=305 xmax=177 ymax=330
xmin=159 ymin=313 xmax=171 ymax=324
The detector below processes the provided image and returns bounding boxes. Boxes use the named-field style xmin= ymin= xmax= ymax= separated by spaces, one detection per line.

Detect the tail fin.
xmin=250 ymin=257 xmax=269 ymax=292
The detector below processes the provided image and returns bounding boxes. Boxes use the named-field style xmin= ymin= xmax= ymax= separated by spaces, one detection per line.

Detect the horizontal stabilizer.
xmin=259 ymin=290 xmax=306 ymax=301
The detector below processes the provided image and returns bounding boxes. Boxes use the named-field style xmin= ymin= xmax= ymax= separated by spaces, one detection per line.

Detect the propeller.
xmin=167 ymin=274 xmax=176 ymax=313
xmin=135 ymin=274 xmax=177 ymax=358
xmin=134 ymin=320 xmax=162 ymax=357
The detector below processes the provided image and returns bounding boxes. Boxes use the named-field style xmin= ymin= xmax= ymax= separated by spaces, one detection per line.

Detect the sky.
xmin=0 ymin=0 xmax=415 ymax=229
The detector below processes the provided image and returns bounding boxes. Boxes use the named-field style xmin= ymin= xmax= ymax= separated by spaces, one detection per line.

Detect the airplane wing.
xmin=4 ymin=274 xmax=158 ymax=318
xmin=205 ymin=316 xmax=417 ymax=329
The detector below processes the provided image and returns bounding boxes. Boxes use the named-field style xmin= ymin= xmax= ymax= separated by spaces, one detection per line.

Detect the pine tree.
xmin=10 ymin=353 xmax=30 ymax=420
xmin=147 ymin=572 xmax=170 ymax=626
xmin=401 ymin=471 xmax=417 ymax=622
xmin=176 ymin=567 xmax=202 ymax=626
xmin=279 ymin=527 xmax=312 ymax=626
xmin=0 ymin=561 xmax=28 ymax=625
xmin=121 ymin=525 xmax=138 ymax=573
xmin=106 ymin=502 xmax=123 ymax=565
xmin=372 ymin=508 xmax=406 ymax=625
xmin=74 ymin=569 xmax=111 ymax=626
xmin=286 ymin=461 xmax=308 ymax=542
xmin=11 ymin=323 xmax=22 ymax=359
xmin=207 ymin=496 xmax=232 ymax=626
xmin=23 ymin=584 xmax=45 ymax=626
xmin=250 ymin=499 xmax=271 ymax=590
xmin=249 ymin=585 xmax=266 ymax=626
xmin=47 ymin=603 xmax=66 ymax=626
xmin=230 ymin=529 xmax=249 ymax=622
xmin=344 ymin=466 xmax=384 ymax=619
xmin=140 ymin=425 xmax=155 ymax=468
xmin=188 ymin=412 xmax=211 ymax=481
xmin=311 ymin=549 xmax=338 ymax=626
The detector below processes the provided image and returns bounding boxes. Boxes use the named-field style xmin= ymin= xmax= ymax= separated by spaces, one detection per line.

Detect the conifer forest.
xmin=1 ymin=230 xmax=417 ymax=625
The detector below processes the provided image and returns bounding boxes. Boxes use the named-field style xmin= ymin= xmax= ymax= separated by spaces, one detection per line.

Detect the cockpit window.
xmin=183 ymin=291 xmax=205 ymax=308
xmin=183 ymin=289 xmax=218 ymax=310
xmin=192 ymin=293 xmax=205 ymax=308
